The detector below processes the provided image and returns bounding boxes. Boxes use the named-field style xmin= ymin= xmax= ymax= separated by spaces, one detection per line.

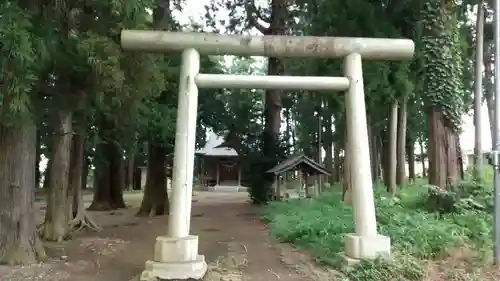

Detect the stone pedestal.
xmin=344 ymin=233 xmax=391 ymax=261
xmin=140 ymin=235 xmax=207 ymax=281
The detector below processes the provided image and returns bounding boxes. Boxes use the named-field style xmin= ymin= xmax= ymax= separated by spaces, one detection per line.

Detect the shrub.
xmin=261 ymin=181 xmax=492 ymax=280
xmin=423 ymin=181 xmax=492 ymax=214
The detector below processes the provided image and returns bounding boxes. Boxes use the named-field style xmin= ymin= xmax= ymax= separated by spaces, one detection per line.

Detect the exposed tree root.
xmin=87 ymin=201 xmax=113 ymax=211
xmin=36 ymin=223 xmax=70 ymax=242
xmin=68 ymin=211 xmax=101 ymax=232
xmin=136 ymin=205 xmax=168 ymax=217
xmin=0 ymin=235 xmax=47 ymax=265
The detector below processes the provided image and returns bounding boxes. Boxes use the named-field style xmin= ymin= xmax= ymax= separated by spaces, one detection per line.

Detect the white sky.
xmin=173 ymin=0 xmax=492 ymax=153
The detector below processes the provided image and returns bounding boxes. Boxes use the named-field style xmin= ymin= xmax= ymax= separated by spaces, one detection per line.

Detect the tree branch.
xmin=244 ymin=0 xmax=269 ymax=34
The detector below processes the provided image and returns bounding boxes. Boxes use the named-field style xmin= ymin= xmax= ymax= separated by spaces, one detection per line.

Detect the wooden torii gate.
xmin=120 ymin=30 xmax=415 ymax=280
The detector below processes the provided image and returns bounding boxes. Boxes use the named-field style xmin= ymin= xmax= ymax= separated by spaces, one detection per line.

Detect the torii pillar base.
xmin=139 ymin=235 xmax=207 ymax=281
xmin=343 ymin=233 xmax=391 ymax=263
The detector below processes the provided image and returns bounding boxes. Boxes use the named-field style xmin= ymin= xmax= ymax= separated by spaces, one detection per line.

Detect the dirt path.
xmin=199 ymin=194 xmax=305 ymax=281
xmin=0 ymin=191 xmax=332 ymax=281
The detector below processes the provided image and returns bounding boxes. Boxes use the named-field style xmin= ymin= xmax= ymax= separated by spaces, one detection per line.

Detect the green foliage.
xmin=245 ymin=130 xmax=289 ymax=204
xmin=261 ymin=181 xmax=492 ymax=280
xmin=245 ymin=151 xmax=275 ymax=204
xmin=419 ymin=1 xmax=466 ymax=130
xmin=423 ymin=181 xmax=493 ymax=214
xmin=0 ymin=2 xmax=41 ymax=127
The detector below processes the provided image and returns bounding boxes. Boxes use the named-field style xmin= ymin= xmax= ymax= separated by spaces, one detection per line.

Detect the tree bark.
xmin=42 ymin=159 xmax=51 ymax=190
xmin=88 ymin=118 xmax=126 ymax=210
xmin=82 ymin=156 xmax=89 ymax=190
xmin=42 ymin=110 xmax=73 ymax=242
xmin=368 ymin=119 xmax=381 ymax=182
xmin=67 ymin=132 xmax=100 ymax=232
xmin=381 ymin=131 xmax=390 ymax=187
xmin=406 ymin=137 xmax=416 ymax=182
xmin=332 ymin=144 xmax=340 ymax=182
xmin=110 ymin=150 xmax=126 ymax=207
xmin=373 ymin=137 xmax=382 ymax=182
xmin=126 ymin=154 xmax=135 ymax=190
xmin=427 ymin=107 xmax=460 ymax=188
xmin=484 ymin=43 xmax=495 ymax=148
xmin=323 ymin=103 xmax=333 ymax=184
xmin=36 ymin=129 xmax=41 ymax=188
xmin=0 ymin=121 xmax=46 ymax=264
xmin=396 ymin=97 xmax=408 ymax=185
xmin=419 ymin=139 xmax=427 ymax=177
xmin=387 ymin=102 xmax=398 ymax=195
xmin=259 ymin=0 xmax=287 ymax=175
xmin=473 ymin=1 xmax=485 ymax=180
xmin=342 ymin=125 xmax=352 ymax=203
xmin=137 ymin=143 xmax=169 ymax=216
xmin=69 ymin=133 xmax=86 ymax=218
xmin=133 ymin=163 xmax=142 ymax=190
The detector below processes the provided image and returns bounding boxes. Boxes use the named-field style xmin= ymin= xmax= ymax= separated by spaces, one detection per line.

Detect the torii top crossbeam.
xmin=120 ymin=30 xmax=415 ymax=61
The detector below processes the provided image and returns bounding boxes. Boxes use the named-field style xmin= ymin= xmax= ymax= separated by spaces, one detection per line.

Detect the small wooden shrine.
xmin=267 ymin=154 xmax=331 ymax=199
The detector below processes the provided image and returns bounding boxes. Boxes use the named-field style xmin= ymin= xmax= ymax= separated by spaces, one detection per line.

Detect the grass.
xmin=261 ymin=178 xmax=494 ymax=281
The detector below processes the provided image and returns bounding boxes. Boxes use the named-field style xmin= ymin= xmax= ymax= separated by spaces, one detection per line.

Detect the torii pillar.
xmin=120 ymin=30 xmax=415 ymax=280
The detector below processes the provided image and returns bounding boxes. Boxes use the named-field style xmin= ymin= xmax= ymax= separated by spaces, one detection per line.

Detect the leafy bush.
xmin=261 ymin=182 xmax=492 ymax=281
xmin=243 ymin=131 xmax=287 ymax=205
xmin=245 ymin=152 xmax=275 ymax=204
xmin=423 ymin=181 xmax=492 ymax=214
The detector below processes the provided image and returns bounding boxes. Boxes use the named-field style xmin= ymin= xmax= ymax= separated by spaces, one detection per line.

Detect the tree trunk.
xmin=406 ymin=137 xmax=416 ymax=182
xmin=67 ymin=132 xmax=100 ymax=231
xmin=419 ymin=139 xmax=427 ymax=177
xmin=381 ymin=132 xmax=390 ymax=187
xmin=36 ymin=129 xmax=41 ymax=188
xmin=367 ymin=115 xmax=375 ymax=181
xmin=387 ymin=102 xmax=398 ymax=195
xmin=342 ymin=125 xmax=352 ymax=203
xmin=43 ymin=159 xmax=51 ymax=190
xmin=369 ymin=123 xmax=381 ymax=182
xmin=484 ymin=44 xmax=495 ymax=148
xmin=261 ymin=0 xmax=287 ymax=176
xmin=88 ymin=141 xmax=112 ymax=211
xmin=473 ymin=1 xmax=485 ymax=180
xmin=110 ymin=149 xmax=126 ymax=207
xmin=133 ymin=162 xmax=142 ymax=190
xmin=82 ymin=156 xmax=89 ymax=190
xmin=373 ymin=137 xmax=382 ymax=181
xmin=69 ymin=133 xmax=86 ymax=218
xmin=427 ymin=107 xmax=460 ymax=188
xmin=323 ymin=104 xmax=333 ymax=184
xmin=126 ymin=154 xmax=135 ymax=190
xmin=457 ymin=136 xmax=465 ymax=180
xmin=324 ymin=142 xmax=333 ymax=184
xmin=88 ymin=118 xmax=126 ymax=210
xmin=396 ymin=97 xmax=408 ymax=185
xmin=0 ymin=121 xmax=46 ymax=264
xmin=332 ymin=144 xmax=340 ymax=182
xmin=42 ymin=110 xmax=73 ymax=242
xmin=421 ymin=1 xmax=464 ymax=188
xmin=137 ymin=143 xmax=169 ymax=216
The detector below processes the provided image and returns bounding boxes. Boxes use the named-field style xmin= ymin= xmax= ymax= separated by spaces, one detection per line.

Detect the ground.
xmin=0 ymin=191 xmax=335 ymax=281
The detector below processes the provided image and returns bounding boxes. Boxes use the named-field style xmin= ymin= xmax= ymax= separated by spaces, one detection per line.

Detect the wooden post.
xmin=276 ymin=175 xmax=281 ymax=200
xmin=216 ymin=160 xmax=220 ymax=186
xmin=304 ymin=172 xmax=309 ymax=198
xmin=237 ymin=163 xmax=241 ymax=186
xmin=200 ymin=157 xmax=204 ymax=186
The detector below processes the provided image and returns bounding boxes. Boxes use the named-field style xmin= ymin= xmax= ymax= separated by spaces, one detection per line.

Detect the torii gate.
xmin=120 ymin=30 xmax=415 ymax=280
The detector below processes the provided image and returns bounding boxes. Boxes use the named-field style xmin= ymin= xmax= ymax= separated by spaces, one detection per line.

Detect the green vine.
xmin=420 ymin=0 xmax=465 ymax=130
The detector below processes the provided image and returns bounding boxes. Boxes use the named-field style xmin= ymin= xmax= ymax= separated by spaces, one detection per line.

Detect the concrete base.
xmin=338 ymin=252 xmax=363 ymax=266
xmin=139 ymin=235 xmax=207 ymax=281
xmin=344 ymin=233 xmax=391 ymax=260
xmin=206 ymin=185 xmax=247 ymax=192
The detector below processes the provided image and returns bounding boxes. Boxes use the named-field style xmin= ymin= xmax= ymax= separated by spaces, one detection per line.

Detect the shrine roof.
xmin=267 ymin=154 xmax=331 ymax=176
